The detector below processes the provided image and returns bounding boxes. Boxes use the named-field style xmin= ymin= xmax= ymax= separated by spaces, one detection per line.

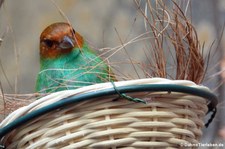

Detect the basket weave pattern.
xmin=0 ymin=78 xmax=209 ymax=148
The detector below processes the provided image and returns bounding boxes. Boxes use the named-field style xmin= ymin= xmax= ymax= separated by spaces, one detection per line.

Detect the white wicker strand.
xmin=0 ymin=78 xmax=211 ymax=148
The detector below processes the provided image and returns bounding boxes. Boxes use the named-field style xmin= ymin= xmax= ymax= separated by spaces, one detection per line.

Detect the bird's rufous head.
xmin=40 ymin=22 xmax=84 ymax=59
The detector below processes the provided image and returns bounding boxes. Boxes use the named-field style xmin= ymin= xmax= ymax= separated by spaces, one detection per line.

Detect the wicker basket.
xmin=0 ymin=78 xmax=217 ymax=149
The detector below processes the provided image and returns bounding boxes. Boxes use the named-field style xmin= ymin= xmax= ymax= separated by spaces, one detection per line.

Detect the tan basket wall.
xmin=2 ymin=92 xmax=207 ymax=149
xmin=0 ymin=78 xmax=212 ymax=148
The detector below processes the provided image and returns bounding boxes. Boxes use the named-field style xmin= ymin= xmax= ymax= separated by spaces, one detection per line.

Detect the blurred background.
xmin=0 ymin=0 xmax=225 ymax=147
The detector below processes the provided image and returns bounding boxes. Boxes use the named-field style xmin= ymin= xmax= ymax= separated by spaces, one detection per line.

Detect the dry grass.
xmin=0 ymin=0 xmax=210 ymax=118
xmin=134 ymin=0 xmax=206 ymax=84
xmin=0 ymin=94 xmax=36 ymax=117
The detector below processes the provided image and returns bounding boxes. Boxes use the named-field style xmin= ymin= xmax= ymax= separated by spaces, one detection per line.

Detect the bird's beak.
xmin=59 ymin=36 xmax=74 ymax=49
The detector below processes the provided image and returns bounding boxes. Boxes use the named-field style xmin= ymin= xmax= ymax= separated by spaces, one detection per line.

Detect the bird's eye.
xmin=43 ymin=39 xmax=54 ymax=48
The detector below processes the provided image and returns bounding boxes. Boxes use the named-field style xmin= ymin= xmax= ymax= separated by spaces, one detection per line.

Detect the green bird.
xmin=36 ymin=22 xmax=116 ymax=93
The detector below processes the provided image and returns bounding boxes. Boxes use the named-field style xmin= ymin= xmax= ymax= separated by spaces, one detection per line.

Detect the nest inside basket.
xmin=0 ymin=94 xmax=37 ymax=121
xmin=1 ymin=0 xmax=210 ymax=119
xmin=0 ymin=1 xmax=218 ymax=149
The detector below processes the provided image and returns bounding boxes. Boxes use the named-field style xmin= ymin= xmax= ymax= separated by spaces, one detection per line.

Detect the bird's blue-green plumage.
xmin=36 ymin=43 xmax=114 ymax=93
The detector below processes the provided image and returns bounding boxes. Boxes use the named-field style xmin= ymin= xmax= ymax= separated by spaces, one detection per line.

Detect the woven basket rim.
xmin=0 ymin=78 xmax=217 ymax=139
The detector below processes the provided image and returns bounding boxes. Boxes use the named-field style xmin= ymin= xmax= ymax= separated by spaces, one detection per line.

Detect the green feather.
xmin=36 ymin=43 xmax=115 ymax=93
